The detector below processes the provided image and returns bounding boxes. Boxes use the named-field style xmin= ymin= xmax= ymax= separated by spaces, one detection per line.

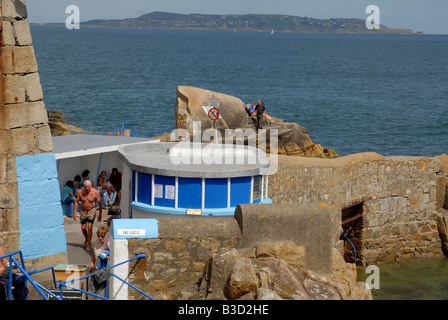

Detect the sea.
xmin=30 ymin=25 xmax=448 ymax=300
xmin=30 ymin=25 xmax=447 ymax=157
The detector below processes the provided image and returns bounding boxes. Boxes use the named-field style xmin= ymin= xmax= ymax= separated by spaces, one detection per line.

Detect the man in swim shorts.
xmin=74 ymin=180 xmax=102 ymax=251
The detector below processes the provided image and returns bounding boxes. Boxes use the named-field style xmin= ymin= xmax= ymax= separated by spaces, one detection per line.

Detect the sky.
xmin=26 ymin=0 xmax=448 ymax=34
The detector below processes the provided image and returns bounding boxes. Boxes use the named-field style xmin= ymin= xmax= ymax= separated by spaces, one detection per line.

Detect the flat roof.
xmin=53 ymin=134 xmax=157 ymax=160
xmin=118 ymin=142 xmax=270 ymax=178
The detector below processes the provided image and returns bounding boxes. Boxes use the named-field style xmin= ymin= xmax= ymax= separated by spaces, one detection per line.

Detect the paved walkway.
xmin=63 ymin=214 xmax=105 ymax=266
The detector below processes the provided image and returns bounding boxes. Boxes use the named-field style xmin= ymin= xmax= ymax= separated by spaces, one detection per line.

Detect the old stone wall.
xmin=113 ymin=203 xmax=340 ymax=299
xmin=268 ymin=153 xmax=447 ymax=265
xmin=125 ymin=218 xmax=241 ymax=297
xmin=0 ymin=0 xmax=67 ymax=269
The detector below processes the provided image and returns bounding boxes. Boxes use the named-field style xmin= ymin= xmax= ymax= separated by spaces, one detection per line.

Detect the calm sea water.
xmin=358 ymin=257 xmax=448 ymax=300
xmin=30 ymin=25 xmax=448 ymax=157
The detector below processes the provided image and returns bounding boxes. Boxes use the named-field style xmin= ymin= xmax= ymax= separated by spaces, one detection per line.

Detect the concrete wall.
xmin=108 ymin=202 xmax=335 ymax=299
xmin=268 ymin=153 xmax=447 ymax=265
xmin=0 ymin=0 xmax=67 ymax=269
xmin=57 ymin=151 xmax=122 ymax=188
xmin=235 ymin=203 xmax=335 ymax=273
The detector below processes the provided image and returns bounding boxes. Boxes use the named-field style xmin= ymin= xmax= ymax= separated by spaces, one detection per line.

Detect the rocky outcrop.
xmin=47 ymin=110 xmax=86 ymax=136
xmin=436 ymin=208 xmax=448 ymax=256
xmin=175 ymin=85 xmax=248 ymax=134
xmin=193 ymin=242 xmax=371 ymax=300
xmin=435 ymin=154 xmax=448 ymax=210
xmin=174 ymin=86 xmax=337 ymax=158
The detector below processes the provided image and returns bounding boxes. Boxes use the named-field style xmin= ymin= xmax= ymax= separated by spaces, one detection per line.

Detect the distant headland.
xmin=73 ymin=11 xmax=420 ymax=34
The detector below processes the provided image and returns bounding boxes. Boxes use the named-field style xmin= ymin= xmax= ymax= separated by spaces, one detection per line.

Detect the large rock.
xmin=47 ymin=110 xmax=86 ymax=136
xmin=436 ymin=208 xmax=448 ymax=256
xmin=196 ymin=244 xmax=371 ymax=300
xmin=174 ymin=86 xmax=337 ymax=158
xmin=175 ymin=86 xmax=249 ymax=136
xmin=225 ymin=257 xmax=259 ymax=300
xmin=198 ymin=247 xmax=240 ymax=300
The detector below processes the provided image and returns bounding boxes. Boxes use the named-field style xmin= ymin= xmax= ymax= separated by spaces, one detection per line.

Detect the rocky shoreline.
xmin=47 ymin=110 xmax=86 ymax=136
xmin=174 ymin=86 xmax=338 ymax=159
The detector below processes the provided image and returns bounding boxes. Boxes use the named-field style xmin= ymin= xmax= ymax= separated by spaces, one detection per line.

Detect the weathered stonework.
xmin=126 ymin=218 xmax=242 ymax=297
xmin=0 ymin=0 xmax=67 ymax=270
xmin=269 ymin=153 xmax=447 ymax=265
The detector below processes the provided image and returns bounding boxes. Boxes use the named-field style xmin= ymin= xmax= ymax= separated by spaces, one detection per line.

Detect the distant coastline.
xmin=43 ymin=11 xmax=422 ymax=34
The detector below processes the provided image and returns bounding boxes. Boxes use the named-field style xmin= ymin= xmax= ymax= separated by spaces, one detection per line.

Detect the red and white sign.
xmin=208 ymin=97 xmax=220 ymax=108
xmin=208 ymin=107 xmax=220 ymax=121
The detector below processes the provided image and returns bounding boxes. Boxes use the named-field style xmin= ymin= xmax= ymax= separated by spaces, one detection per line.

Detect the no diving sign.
xmin=208 ymin=107 xmax=220 ymax=121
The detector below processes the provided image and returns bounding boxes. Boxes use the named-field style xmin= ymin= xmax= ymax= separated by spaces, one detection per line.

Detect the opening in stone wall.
xmin=340 ymin=202 xmax=365 ymax=266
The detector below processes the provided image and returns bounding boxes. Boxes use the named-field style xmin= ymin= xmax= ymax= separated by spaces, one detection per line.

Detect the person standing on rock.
xmin=74 ymin=180 xmax=102 ymax=252
xmin=254 ymin=100 xmax=266 ymax=130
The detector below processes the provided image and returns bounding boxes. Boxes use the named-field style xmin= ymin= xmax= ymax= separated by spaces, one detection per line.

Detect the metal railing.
xmin=57 ymin=253 xmax=155 ymax=300
xmin=0 ymin=250 xmax=58 ymax=300
xmin=108 ymin=122 xmax=171 ymax=139
xmin=0 ymin=250 xmax=155 ymax=300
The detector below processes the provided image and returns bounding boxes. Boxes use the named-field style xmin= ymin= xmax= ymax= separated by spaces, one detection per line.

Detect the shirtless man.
xmin=74 ymin=180 xmax=102 ymax=251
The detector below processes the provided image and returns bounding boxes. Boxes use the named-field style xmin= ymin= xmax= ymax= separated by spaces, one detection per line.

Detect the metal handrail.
xmin=1 ymin=251 xmax=155 ymax=300
xmin=108 ymin=122 xmax=171 ymax=138
xmin=0 ymin=250 xmax=58 ymax=300
xmin=57 ymin=253 xmax=155 ymax=300
xmin=109 ymin=122 xmax=136 ymax=136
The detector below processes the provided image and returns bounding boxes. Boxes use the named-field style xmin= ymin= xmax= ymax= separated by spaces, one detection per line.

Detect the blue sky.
xmin=26 ymin=0 xmax=448 ymax=34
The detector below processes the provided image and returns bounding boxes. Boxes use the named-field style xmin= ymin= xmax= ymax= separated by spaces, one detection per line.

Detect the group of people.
xmin=60 ymin=169 xmax=122 ymax=216
xmin=60 ymin=168 xmax=122 ymax=253
xmin=97 ymin=169 xmax=122 ymax=207
xmin=246 ymin=100 xmax=275 ymax=130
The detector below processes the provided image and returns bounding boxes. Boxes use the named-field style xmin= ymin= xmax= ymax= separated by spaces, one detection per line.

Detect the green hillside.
xmin=81 ymin=11 xmax=417 ymax=34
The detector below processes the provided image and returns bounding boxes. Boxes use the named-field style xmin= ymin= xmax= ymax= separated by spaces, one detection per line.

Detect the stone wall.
xmin=110 ymin=203 xmax=348 ymax=300
xmin=125 ymin=218 xmax=241 ymax=297
xmin=268 ymin=153 xmax=447 ymax=265
xmin=0 ymin=0 xmax=67 ymax=269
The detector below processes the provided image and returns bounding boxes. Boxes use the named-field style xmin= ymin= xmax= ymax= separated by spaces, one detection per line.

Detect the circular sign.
xmin=208 ymin=107 xmax=220 ymax=121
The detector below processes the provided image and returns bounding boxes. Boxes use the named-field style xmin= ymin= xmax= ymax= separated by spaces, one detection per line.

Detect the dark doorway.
xmin=340 ymin=202 xmax=364 ymax=266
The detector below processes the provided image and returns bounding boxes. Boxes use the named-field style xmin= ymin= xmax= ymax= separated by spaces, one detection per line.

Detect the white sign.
xmin=202 ymin=106 xmax=222 ymax=118
xmin=208 ymin=97 xmax=220 ymax=108
xmin=165 ymin=185 xmax=175 ymax=200
xmin=154 ymin=184 xmax=163 ymax=198
xmin=186 ymin=208 xmax=202 ymax=215
xmin=117 ymin=229 xmax=146 ymax=236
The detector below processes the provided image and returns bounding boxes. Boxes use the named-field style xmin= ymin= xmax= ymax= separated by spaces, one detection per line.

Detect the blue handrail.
xmin=57 ymin=253 xmax=155 ymax=300
xmin=109 ymin=122 xmax=135 ymax=136
xmin=0 ymin=250 xmax=58 ymax=300
xmin=108 ymin=122 xmax=171 ymax=139
xmin=1 ymin=250 xmax=155 ymax=300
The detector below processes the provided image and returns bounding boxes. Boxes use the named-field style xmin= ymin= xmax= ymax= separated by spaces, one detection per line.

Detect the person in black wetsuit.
xmin=254 ymin=100 xmax=266 ymax=131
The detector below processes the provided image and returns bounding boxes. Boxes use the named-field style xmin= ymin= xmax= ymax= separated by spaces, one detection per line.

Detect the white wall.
xmin=120 ymin=159 xmax=132 ymax=219
xmin=57 ymin=151 xmax=122 ymax=188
